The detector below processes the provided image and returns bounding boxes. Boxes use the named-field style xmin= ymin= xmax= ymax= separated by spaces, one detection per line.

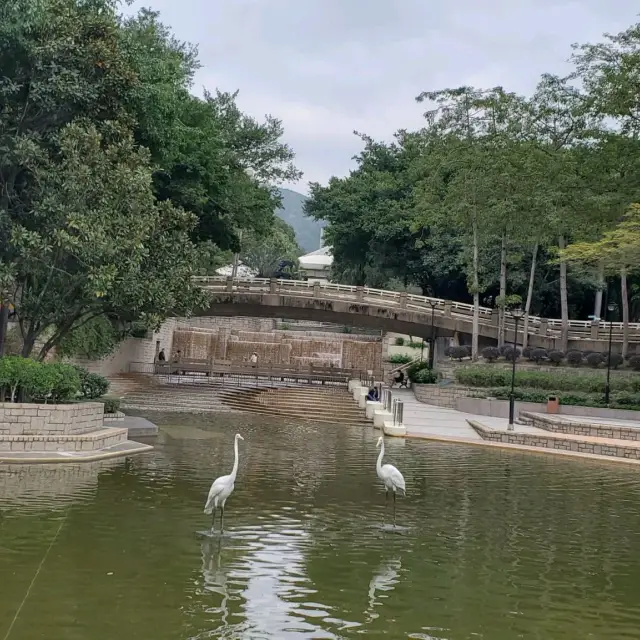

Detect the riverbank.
xmin=392 ymin=389 xmax=640 ymax=466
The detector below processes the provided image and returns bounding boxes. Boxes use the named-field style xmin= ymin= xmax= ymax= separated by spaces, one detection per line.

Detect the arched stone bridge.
xmin=193 ymin=277 xmax=640 ymax=353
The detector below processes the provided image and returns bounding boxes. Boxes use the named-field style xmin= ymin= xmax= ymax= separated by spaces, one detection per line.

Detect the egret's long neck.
xmin=376 ymin=441 xmax=384 ymax=474
xmin=230 ymin=439 xmax=240 ymax=480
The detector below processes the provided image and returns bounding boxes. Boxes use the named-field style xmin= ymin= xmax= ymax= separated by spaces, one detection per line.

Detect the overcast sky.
xmin=127 ymin=0 xmax=638 ymax=194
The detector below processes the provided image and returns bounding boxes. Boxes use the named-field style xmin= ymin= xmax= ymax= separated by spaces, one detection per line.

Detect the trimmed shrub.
xmin=394 ymin=337 xmax=405 ymax=346
xmin=0 ymin=357 xmax=81 ymax=403
xmin=481 ymin=346 xmax=500 ymax=362
xmin=606 ymin=353 xmax=624 ymax=369
xmin=455 ymin=365 xmax=640 ymax=394
xmin=406 ymin=360 xmax=429 ymax=381
xmin=586 ymin=352 xmax=604 ymax=368
xmin=502 ymin=346 xmax=521 ymax=361
xmin=102 ymin=397 xmax=121 ymax=414
xmin=566 ymin=350 xmax=583 ymax=367
xmin=26 ymin=362 xmax=81 ymax=403
xmin=412 ymin=368 xmax=438 ymax=384
xmin=548 ymin=350 xmax=565 ymax=366
xmin=522 ymin=346 xmax=533 ymax=360
xmin=462 ymin=345 xmax=472 ymax=357
xmin=76 ymin=369 xmax=110 ymax=399
xmin=449 ymin=346 xmax=468 ymax=361
xmin=629 ymin=356 xmax=640 ymax=371
xmin=499 ymin=345 xmax=510 ymax=357
xmin=530 ymin=348 xmax=548 ymax=363
xmin=443 ymin=345 xmax=453 ymax=357
xmin=388 ymin=354 xmax=412 ymax=365
xmin=408 ymin=340 xmax=423 ymax=349
xmin=475 ymin=387 xmax=640 ymax=411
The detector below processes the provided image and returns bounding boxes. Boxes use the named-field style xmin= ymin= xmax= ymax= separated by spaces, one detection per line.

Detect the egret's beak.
xmin=376 ymin=438 xmax=382 ymax=448
xmin=238 ymin=435 xmax=245 ymax=441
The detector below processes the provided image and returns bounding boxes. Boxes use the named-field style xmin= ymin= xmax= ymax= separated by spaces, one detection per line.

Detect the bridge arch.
xmin=192 ymin=278 xmax=639 ymax=353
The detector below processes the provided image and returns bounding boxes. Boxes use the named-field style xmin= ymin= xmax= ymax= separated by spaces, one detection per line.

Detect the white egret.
xmin=376 ymin=436 xmax=406 ymax=526
xmin=204 ymin=433 xmax=244 ymax=533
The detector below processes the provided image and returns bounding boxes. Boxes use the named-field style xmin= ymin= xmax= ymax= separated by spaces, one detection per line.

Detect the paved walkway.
xmin=393 ymin=389 xmax=549 ymax=441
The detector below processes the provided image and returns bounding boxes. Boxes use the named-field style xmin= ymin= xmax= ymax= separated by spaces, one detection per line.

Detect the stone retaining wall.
xmin=522 ymin=412 xmax=640 ymax=442
xmin=412 ymin=384 xmax=473 ymax=408
xmin=469 ymin=420 xmax=640 ymax=459
xmin=0 ymin=402 xmax=104 ymax=436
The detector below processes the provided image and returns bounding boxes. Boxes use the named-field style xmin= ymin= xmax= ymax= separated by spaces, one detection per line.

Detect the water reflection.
xmin=365 ymin=558 xmax=402 ymax=622
xmin=3 ymin=413 xmax=640 ymax=639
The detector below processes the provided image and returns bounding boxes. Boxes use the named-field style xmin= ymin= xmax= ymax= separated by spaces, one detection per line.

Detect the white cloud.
xmin=127 ymin=0 xmax=640 ymax=194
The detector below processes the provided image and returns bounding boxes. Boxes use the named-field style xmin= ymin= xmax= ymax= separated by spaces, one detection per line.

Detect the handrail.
xmin=193 ymin=276 xmax=640 ymax=334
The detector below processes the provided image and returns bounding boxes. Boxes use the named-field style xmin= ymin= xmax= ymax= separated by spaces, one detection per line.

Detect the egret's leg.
xmin=211 ymin=508 xmax=216 ymax=533
xmin=391 ymin=492 xmax=396 ymax=526
xmin=220 ymin=505 xmax=225 ymax=534
xmin=384 ymin=490 xmax=388 ymax=524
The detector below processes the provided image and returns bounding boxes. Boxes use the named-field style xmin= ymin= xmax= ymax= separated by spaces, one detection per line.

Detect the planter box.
xmin=0 ymin=402 xmax=104 ymax=436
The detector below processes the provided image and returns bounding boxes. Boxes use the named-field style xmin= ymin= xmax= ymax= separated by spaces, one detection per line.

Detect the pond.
xmin=2 ymin=413 xmax=640 ymax=639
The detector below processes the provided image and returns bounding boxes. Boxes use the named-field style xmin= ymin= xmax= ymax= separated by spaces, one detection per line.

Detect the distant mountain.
xmin=275 ymin=188 xmax=324 ymax=253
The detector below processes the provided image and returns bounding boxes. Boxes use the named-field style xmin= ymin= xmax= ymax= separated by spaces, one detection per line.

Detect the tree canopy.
xmin=0 ymin=0 xmax=299 ymax=358
xmin=304 ymin=19 xmax=640 ymax=358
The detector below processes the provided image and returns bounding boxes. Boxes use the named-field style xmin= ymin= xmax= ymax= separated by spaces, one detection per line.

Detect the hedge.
xmin=0 ymin=356 xmax=110 ymax=404
xmin=474 ymin=387 xmax=640 ymax=412
xmin=388 ymin=354 xmax=413 ymax=364
xmin=455 ymin=366 xmax=640 ymax=394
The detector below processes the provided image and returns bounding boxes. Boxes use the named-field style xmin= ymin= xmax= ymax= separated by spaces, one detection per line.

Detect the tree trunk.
xmin=471 ymin=218 xmax=480 ymax=361
xmin=522 ymin=243 xmax=538 ymax=350
xmin=558 ymin=235 xmax=569 ymax=352
xmin=621 ymin=267 xmax=629 ymax=359
xmin=0 ymin=305 xmax=9 ymax=357
xmin=21 ymin=330 xmax=37 ymax=358
xmin=497 ymin=232 xmax=507 ymax=348
xmin=594 ymin=260 xmax=605 ymax=319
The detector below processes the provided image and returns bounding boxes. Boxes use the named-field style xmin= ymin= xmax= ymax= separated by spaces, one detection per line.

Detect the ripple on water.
xmin=3 ymin=415 xmax=640 ymax=639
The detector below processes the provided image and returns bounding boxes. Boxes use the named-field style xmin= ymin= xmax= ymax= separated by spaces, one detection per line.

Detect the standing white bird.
xmin=204 ymin=433 xmax=244 ymax=533
xmin=376 ymin=436 xmax=406 ymax=526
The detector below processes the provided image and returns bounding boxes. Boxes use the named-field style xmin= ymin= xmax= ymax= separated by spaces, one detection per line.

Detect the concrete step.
xmin=468 ymin=419 xmax=640 ymax=461
xmin=0 ymin=427 xmax=129 ymax=453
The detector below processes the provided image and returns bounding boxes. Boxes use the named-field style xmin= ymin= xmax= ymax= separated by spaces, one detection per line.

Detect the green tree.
xmin=241 ymin=218 xmax=301 ymax=278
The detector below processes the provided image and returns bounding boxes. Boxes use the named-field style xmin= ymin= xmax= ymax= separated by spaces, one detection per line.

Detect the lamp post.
xmin=427 ymin=299 xmax=438 ymax=369
xmin=508 ymin=307 xmax=525 ymax=431
xmin=605 ymin=302 xmax=618 ymax=406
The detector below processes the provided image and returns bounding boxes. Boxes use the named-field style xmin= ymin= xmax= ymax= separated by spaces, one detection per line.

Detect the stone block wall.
xmin=0 ymin=402 xmax=104 ymax=436
xmin=413 ymin=384 xmax=473 ymax=409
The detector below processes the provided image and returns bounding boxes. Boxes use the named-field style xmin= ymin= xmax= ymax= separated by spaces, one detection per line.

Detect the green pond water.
xmin=2 ymin=413 xmax=640 ymax=639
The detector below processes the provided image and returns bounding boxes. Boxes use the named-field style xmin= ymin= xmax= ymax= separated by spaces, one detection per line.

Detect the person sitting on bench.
xmin=366 ymin=387 xmax=379 ymax=401
xmin=394 ymin=370 xmax=407 ymax=388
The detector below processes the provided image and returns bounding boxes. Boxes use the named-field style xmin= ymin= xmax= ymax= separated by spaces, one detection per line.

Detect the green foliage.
xmin=388 ymin=354 xmax=413 ymax=364
xmin=57 ymin=316 xmax=122 ymax=360
xmin=478 ymin=387 xmax=640 ymax=412
xmin=407 ymin=340 xmax=423 ymax=349
xmin=74 ymin=367 xmax=110 ymax=400
xmin=241 ymin=218 xmax=301 ymax=278
xmin=0 ymin=357 xmax=81 ymax=403
xmin=456 ymin=366 xmax=640 ymax=393
xmin=102 ymin=397 xmax=121 ymax=414
xmin=0 ymin=0 xmax=300 ymax=359
xmin=406 ymin=360 xmax=430 ymax=381
xmin=412 ymin=368 xmax=439 ymax=384
xmin=394 ymin=337 xmax=405 ymax=346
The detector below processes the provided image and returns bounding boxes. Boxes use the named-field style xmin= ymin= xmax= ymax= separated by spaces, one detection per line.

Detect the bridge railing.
xmin=193 ymin=276 xmax=640 ymax=335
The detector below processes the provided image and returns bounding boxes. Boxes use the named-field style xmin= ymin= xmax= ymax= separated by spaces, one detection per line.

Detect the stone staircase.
xmin=111 ymin=374 xmax=367 ymax=425
xmin=219 ymin=387 xmax=369 ymax=425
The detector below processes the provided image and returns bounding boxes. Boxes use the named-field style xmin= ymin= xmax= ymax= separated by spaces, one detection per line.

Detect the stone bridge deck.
xmin=193 ymin=277 xmax=639 ymax=352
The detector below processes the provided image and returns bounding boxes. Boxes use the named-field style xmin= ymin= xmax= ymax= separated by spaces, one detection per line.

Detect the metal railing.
xmin=193 ymin=276 xmax=640 ymax=339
